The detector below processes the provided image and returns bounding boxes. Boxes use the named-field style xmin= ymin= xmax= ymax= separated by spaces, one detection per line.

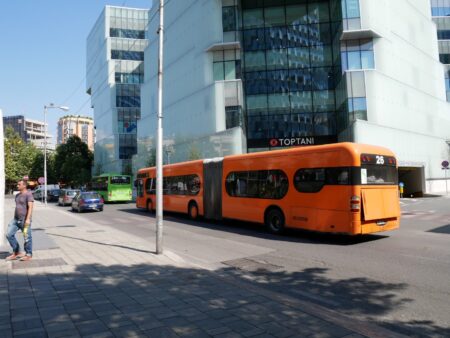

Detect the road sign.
xmin=442 ymin=160 xmax=449 ymax=168
xmin=38 ymin=177 xmax=45 ymax=184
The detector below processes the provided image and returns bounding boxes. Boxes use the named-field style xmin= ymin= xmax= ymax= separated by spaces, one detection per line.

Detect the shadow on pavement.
xmin=428 ymin=224 xmax=450 ymax=234
xmin=48 ymin=233 xmax=156 ymax=255
xmin=118 ymin=208 xmax=389 ymax=246
xmin=2 ymin=261 xmax=449 ymax=337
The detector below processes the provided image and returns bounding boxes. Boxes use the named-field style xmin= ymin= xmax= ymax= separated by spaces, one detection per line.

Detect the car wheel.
xmin=265 ymin=208 xmax=285 ymax=234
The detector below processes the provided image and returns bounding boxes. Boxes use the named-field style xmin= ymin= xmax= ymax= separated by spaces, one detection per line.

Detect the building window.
xmin=110 ymin=28 xmax=145 ymax=39
xmin=213 ymin=50 xmax=241 ymax=81
xmin=431 ymin=0 xmax=450 ymax=16
xmin=341 ymin=39 xmax=374 ymax=70
xmin=111 ymin=50 xmax=144 ymax=61
xmin=115 ymin=72 xmax=144 ymax=84
xmin=119 ymin=134 xmax=137 ymax=159
xmin=348 ymin=97 xmax=367 ymax=121
xmin=341 ymin=0 xmax=361 ymax=30
xmin=225 ymin=106 xmax=243 ymax=129
xmin=222 ymin=6 xmax=237 ymax=32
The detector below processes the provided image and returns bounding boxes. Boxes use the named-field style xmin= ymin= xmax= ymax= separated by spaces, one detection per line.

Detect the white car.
xmin=33 ymin=188 xmax=44 ymax=200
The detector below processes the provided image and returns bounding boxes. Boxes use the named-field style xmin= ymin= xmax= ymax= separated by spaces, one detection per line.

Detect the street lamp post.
xmin=44 ymin=103 xmax=69 ymax=206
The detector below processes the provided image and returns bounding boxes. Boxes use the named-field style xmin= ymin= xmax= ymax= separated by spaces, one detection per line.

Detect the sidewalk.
xmin=1 ymin=199 xmax=406 ymax=338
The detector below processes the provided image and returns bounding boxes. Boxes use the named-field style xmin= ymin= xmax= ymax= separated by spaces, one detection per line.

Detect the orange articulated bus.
xmin=136 ymin=142 xmax=400 ymax=235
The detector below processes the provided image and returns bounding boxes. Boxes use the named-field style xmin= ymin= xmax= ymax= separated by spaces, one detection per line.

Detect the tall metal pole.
xmin=44 ymin=106 xmax=48 ymax=206
xmin=156 ymin=0 xmax=165 ymax=255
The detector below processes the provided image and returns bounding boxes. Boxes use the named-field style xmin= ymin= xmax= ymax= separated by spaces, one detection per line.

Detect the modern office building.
xmin=2 ymin=115 xmax=54 ymax=151
xmin=431 ymin=0 xmax=450 ymax=101
xmin=135 ymin=0 xmax=450 ymax=195
xmin=57 ymin=115 xmax=94 ymax=151
xmin=86 ymin=6 xmax=149 ymax=174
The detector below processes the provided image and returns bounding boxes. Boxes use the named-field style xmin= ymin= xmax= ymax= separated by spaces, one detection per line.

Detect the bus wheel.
xmin=146 ymin=200 xmax=153 ymax=213
xmin=265 ymin=208 xmax=285 ymax=234
xmin=188 ymin=202 xmax=198 ymax=220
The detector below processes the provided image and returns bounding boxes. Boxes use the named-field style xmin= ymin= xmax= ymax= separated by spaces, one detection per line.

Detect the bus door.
xmin=203 ymin=159 xmax=223 ymax=220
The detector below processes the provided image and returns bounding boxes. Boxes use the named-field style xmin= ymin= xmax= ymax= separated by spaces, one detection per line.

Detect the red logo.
xmin=270 ymin=139 xmax=279 ymax=147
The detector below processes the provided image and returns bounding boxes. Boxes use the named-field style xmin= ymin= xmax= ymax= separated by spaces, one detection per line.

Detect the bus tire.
xmin=265 ymin=208 xmax=285 ymax=234
xmin=146 ymin=200 xmax=153 ymax=213
xmin=188 ymin=202 xmax=199 ymax=220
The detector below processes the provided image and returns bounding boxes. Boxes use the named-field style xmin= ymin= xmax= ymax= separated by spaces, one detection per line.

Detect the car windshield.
xmin=67 ymin=191 xmax=78 ymax=196
xmin=81 ymin=193 xmax=100 ymax=199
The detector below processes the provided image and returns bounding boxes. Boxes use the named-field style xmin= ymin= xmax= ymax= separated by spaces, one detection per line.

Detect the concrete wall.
xmin=352 ymin=0 xmax=450 ymax=193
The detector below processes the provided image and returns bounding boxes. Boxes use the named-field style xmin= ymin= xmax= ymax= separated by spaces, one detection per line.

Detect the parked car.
xmin=32 ymin=188 xmax=44 ymax=200
xmin=58 ymin=189 xmax=80 ymax=206
xmin=47 ymin=189 xmax=60 ymax=202
xmin=71 ymin=192 xmax=104 ymax=213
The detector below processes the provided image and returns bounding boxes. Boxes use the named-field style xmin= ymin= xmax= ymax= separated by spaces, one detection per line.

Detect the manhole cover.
xmin=222 ymin=258 xmax=283 ymax=272
xmin=11 ymin=258 xmax=67 ymax=270
xmin=86 ymin=230 xmax=105 ymax=233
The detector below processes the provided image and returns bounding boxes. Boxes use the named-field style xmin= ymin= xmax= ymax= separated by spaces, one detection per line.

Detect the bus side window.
xmin=225 ymin=173 xmax=237 ymax=196
xmin=326 ymin=168 xmax=350 ymax=185
xmin=226 ymin=170 xmax=288 ymax=199
xmin=145 ymin=178 xmax=155 ymax=194
xmin=294 ymin=168 xmax=325 ymax=193
xmin=187 ymin=175 xmax=200 ymax=195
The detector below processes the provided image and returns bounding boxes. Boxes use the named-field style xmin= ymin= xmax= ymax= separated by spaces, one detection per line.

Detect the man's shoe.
xmin=19 ymin=255 xmax=32 ymax=262
xmin=5 ymin=252 xmax=24 ymax=261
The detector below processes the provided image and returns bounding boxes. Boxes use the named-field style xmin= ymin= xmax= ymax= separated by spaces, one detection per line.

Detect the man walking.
xmin=5 ymin=180 xmax=34 ymax=261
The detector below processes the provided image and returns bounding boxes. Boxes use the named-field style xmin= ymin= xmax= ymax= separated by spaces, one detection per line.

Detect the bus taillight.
xmin=350 ymin=196 xmax=360 ymax=212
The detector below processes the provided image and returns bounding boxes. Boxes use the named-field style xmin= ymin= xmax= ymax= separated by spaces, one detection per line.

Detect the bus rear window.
xmin=360 ymin=153 xmax=398 ymax=185
xmin=111 ymin=176 xmax=131 ymax=185
xmin=361 ymin=165 xmax=398 ymax=185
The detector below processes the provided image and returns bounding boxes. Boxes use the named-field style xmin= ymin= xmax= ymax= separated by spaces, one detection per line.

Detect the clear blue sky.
xmin=0 ymin=0 xmax=152 ymax=141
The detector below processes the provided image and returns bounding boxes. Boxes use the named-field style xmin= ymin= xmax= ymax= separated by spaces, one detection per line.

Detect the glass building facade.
xmin=87 ymin=6 xmax=148 ymax=174
xmin=229 ymin=0 xmax=343 ymax=150
xmin=431 ymin=0 xmax=450 ymax=101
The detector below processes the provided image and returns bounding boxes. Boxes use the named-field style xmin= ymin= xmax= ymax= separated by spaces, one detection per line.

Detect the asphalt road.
xmin=49 ymin=197 xmax=450 ymax=337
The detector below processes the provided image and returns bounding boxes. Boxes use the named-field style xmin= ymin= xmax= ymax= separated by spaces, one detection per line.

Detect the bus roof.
xmin=222 ymin=142 xmax=396 ymax=162
xmin=94 ymin=173 xmax=130 ymax=177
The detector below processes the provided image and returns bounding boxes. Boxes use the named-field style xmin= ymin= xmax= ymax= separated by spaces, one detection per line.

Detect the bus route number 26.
xmin=376 ymin=156 xmax=385 ymax=165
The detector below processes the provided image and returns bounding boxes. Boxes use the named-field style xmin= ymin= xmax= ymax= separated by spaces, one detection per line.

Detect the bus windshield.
xmin=110 ymin=176 xmax=131 ymax=185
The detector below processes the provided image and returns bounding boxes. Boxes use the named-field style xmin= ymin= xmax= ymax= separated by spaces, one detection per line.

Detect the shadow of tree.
xmin=2 ymin=261 xmax=449 ymax=337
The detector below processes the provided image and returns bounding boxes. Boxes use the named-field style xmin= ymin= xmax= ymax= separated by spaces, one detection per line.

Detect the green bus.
xmin=92 ymin=173 xmax=132 ymax=202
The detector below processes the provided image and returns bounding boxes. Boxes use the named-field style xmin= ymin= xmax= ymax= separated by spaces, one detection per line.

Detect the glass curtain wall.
xmin=108 ymin=7 xmax=148 ymax=172
xmin=240 ymin=0 xmax=342 ymax=150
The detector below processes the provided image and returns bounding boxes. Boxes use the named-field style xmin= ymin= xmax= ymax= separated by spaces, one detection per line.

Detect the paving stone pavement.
xmin=1 ymin=199 xmax=407 ymax=338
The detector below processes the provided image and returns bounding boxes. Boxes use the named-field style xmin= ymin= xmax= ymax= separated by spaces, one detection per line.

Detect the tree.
xmin=54 ymin=135 xmax=93 ymax=187
xmin=188 ymin=145 xmax=202 ymax=161
xmin=4 ymin=126 xmax=40 ymax=189
xmin=146 ymin=147 xmax=156 ymax=167
xmin=29 ymin=152 xmax=56 ymax=183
